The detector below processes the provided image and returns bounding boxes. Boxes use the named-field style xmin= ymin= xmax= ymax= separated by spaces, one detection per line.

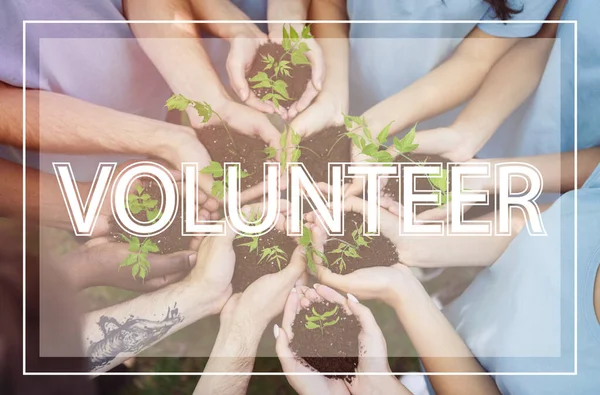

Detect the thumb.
xmin=345 ymin=293 xmax=379 ymax=334
xmin=275 ymin=326 xmax=297 ymax=372
xmin=145 ymin=250 xmax=197 ymax=279
xmin=307 ymin=43 xmax=325 ymax=91
xmin=280 ymin=246 xmax=307 ymax=282
xmin=226 ymin=44 xmax=250 ymax=102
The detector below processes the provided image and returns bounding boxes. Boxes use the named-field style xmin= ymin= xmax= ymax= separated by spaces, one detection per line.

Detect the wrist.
xmin=384 ymin=266 xmax=425 ymax=307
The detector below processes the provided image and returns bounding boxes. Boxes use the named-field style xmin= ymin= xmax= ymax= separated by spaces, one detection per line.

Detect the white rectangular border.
xmin=22 ymin=19 xmax=578 ymax=376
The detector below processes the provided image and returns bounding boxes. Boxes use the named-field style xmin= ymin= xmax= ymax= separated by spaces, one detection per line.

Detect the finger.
xmin=145 ymin=250 xmax=197 ymax=279
xmin=344 ymin=179 xmax=364 ymax=198
xmin=276 ymin=327 xmax=309 ymax=374
xmin=291 ymin=82 xmax=319 ymax=117
xmin=379 ymin=196 xmax=401 ymax=217
xmin=302 ymin=287 xmax=323 ymax=304
xmin=226 ymin=45 xmax=251 ymax=102
xmin=244 ymin=93 xmax=277 ymax=114
xmin=306 ymin=41 xmax=325 ymax=91
xmin=282 ymin=288 xmax=299 ymax=338
xmin=278 ymin=247 xmax=307 ymax=285
xmin=84 ymin=237 xmax=112 ymax=248
xmin=313 ymin=283 xmax=349 ymax=310
xmin=345 ymin=293 xmax=379 ymax=333
xmin=315 ymin=264 xmax=350 ymax=294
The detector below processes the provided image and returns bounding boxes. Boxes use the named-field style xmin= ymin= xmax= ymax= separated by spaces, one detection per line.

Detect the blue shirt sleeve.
xmin=478 ymin=0 xmax=557 ymax=37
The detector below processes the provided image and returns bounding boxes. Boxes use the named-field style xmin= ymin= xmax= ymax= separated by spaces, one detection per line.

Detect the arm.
xmin=474 ymin=148 xmax=600 ymax=195
xmin=388 ymin=268 xmax=501 ymax=395
xmin=414 ymin=0 xmax=567 ymax=161
xmin=362 ymin=28 xmax=519 ymax=137
xmin=0 ymin=82 xmax=196 ymax=164
xmin=189 ymin=0 xmax=263 ymax=40
xmin=123 ymin=0 xmax=231 ymax=110
xmin=82 ymin=233 xmax=235 ymax=372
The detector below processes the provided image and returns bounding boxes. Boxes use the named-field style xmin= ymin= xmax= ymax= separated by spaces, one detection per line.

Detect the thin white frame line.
xmin=22 ymin=19 xmax=578 ymax=376
xmin=22 ymin=17 xmax=27 ymax=377
xmin=573 ymin=19 xmax=579 ymax=376
xmin=23 ymin=20 xmax=573 ymax=24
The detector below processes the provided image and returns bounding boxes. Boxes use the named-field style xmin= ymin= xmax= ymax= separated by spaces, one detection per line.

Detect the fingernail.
xmin=313 ymin=283 xmax=320 ymax=290
xmin=347 ymin=293 xmax=359 ymax=303
xmin=273 ymin=324 xmax=280 ymax=339
xmin=188 ymin=253 xmax=197 ymax=267
xmin=291 ymin=287 xmax=296 ymax=293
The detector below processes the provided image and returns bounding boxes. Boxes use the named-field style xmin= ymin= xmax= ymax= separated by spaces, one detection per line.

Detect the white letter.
xmin=112 ymin=162 xmax=178 ymax=237
xmin=449 ymin=163 xmax=492 ymax=235
xmin=288 ymin=163 xmax=343 ymax=236
xmin=53 ymin=162 xmax=115 ymax=236
xmin=401 ymin=163 xmax=444 ymax=235
xmin=182 ymin=163 xmax=225 ymax=236
xmin=495 ymin=162 xmax=546 ymax=236
xmin=346 ymin=163 xmax=398 ymax=235
xmin=225 ymin=162 xmax=280 ymax=236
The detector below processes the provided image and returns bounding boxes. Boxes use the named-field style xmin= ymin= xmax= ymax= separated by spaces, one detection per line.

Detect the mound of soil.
xmin=109 ymin=178 xmax=189 ymax=254
xmin=290 ymin=301 xmax=360 ymax=380
xmin=247 ymin=43 xmax=312 ymax=110
xmin=381 ymin=153 xmax=451 ymax=215
xmin=323 ymin=212 xmax=399 ymax=274
xmin=196 ymin=124 xmax=269 ymax=190
xmin=299 ymin=126 xmax=352 ymax=184
xmin=231 ymin=229 xmax=298 ymax=293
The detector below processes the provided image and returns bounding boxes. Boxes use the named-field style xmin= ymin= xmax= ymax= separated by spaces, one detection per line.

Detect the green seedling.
xmin=305 ymin=304 xmax=340 ymax=335
xmin=127 ymin=185 xmax=161 ymax=222
xmin=200 ymin=161 xmax=249 ymax=200
xmin=257 ymin=246 xmax=288 ymax=270
xmin=249 ymin=24 xmax=313 ymax=109
xmin=235 ymin=208 xmax=262 ymax=253
xmin=328 ymin=224 xmax=372 ymax=273
xmin=119 ymin=235 xmax=159 ymax=280
xmin=299 ymin=225 xmax=328 ymax=274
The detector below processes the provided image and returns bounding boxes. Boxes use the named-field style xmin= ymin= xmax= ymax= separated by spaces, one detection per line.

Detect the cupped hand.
xmin=63 ymin=237 xmax=197 ymax=292
xmin=268 ymin=22 xmax=326 ymax=120
xmin=227 ymin=34 xmax=278 ymax=114
xmin=275 ymin=284 xmax=350 ymax=395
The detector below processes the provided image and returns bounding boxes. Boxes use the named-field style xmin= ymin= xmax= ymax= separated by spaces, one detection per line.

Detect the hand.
xmin=62 ymin=237 xmax=197 ymax=292
xmin=268 ymin=22 xmax=326 ymax=120
xmin=224 ymin=245 xmax=307 ymax=335
xmin=275 ymin=284 xmax=350 ymax=395
xmin=411 ymin=126 xmax=485 ymax=163
xmin=227 ymin=34 xmax=278 ymax=115
xmin=290 ymin=92 xmax=346 ymax=139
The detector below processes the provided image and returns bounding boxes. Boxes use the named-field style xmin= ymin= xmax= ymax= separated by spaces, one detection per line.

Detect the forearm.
xmin=0 ymin=84 xmax=193 ymax=164
xmin=125 ymin=0 xmax=230 ymax=107
xmin=309 ymin=0 xmax=349 ymax=110
xmin=189 ymin=0 xmax=264 ymax=39
xmin=194 ymin=320 xmax=263 ymax=395
xmin=83 ymin=279 xmax=220 ymax=372
xmin=364 ymin=29 xmax=517 ymax=135
xmin=389 ymin=275 xmax=500 ymax=394
xmin=480 ymin=148 xmax=600 ymax=194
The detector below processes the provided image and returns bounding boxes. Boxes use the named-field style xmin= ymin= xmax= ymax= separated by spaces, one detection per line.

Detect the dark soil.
xmin=109 ymin=178 xmax=190 ymax=254
xmin=196 ymin=124 xmax=269 ymax=190
xmin=247 ymin=43 xmax=312 ymax=110
xmin=232 ymin=229 xmax=298 ymax=293
xmin=381 ymin=153 xmax=451 ymax=215
xmin=323 ymin=212 xmax=399 ymax=274
xmin=290 ymin=301 xmax=360 ymax=380
xmin=299 ymin=126 xmax=352 ymax=185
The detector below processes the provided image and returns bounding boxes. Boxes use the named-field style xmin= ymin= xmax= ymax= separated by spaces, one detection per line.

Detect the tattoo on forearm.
xmin=87 ymin=304 xmax=183 ymax=371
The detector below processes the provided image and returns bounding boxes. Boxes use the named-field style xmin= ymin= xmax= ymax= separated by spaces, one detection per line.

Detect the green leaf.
xmin=145 ymin=199 xmax=158 ymax=209
xmin=120 ymin=253 xmax=137 ymax=268
xmin=289 ymin=25 xmax=299 ymax=42
xmin=305 ymin=321 xmax=320 ymax=330
xmin=282 ymin=26 xmax=291 ymax=51
xmin=129 ymin=203 xmax=142 ymax=215
xmin=262 ymin=93 xmax=274 ymax=102
xmin=272 ymin=80 xmax=290 ymax=99
xmin=272 ymin=96 xmax=280 ymax=109
xmin=377 ymin=122 xmax=392 ymax=144
xmin=291 ymin=129 xmax=301 ymax=145
xmin=200 ymin=161 xmax=224 ymax=178
xmin=140 ymin=193 xmax=151 ymax=201
xmin=373 ymin=150 xmax=393 ymax=163
xmin=165 ymin=94 xmax=191 ymax=111
xmin=343 ymin=114 xmax=353 ymax=129
xmin=393 ymin=123 xmax=419 ymax=153
xmin=314 ymin=249 xmax=329 ymax=267
xmin=249 ymin=71 xmax=269 ymax=82
xmin=139 ymin=264 xmax=148 ymax=280
xmin=129 ymin=237 xmax=140 ymax=253
xmin=132 ymin=264 xmax=140 ymax=279
xmin=291 ymin=148 xmax=301 ymax=162
xmin=146 ymin=209 xmax=160 ymax=222
xmin=299 ymin=225 xmax=312 ymax=247
xmin=322 ymin=305 xmax=339 ymax=318
xmin=280 ymin=151 xmax=287 ymax=171
xmin=363 ymin=126 xmax=373 ymax=143
xmin=136 ymin=185 xmax=144 ymax=195
xmin=193 ymin=102 xmax=213 ymax=123
xmin=211 ymin=180 xmax=224 ymax=199
xmin=291 ymin=50 xmax=310 ymax=66
xmin=323 ymin=316 xmax=340 ymax=327
xmin=143 ymin=239 xmax=160 ymax=253
xmin=305 ymin=314 xmax=321 ymax=322
xmin=297 ymin=42 xmax=309 ymax=53
xmin=280 ymin=128 xmax=288 ymax=150
xmin=263 ymin=146 xmax=276 ymax=159
xmin=428 ymin=168 xmax=448 ymax=192
xmin=302 ymin=24 xmax=312 ymax=39
xmin=251 ymin=80 xmax=272 ymax=89
xmin=120 ymin=234 xmax=131 ymax=243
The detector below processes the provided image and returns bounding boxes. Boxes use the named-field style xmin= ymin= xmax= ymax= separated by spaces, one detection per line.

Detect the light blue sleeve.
xmin=478 ymin=0 xmax=557 ymax=37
